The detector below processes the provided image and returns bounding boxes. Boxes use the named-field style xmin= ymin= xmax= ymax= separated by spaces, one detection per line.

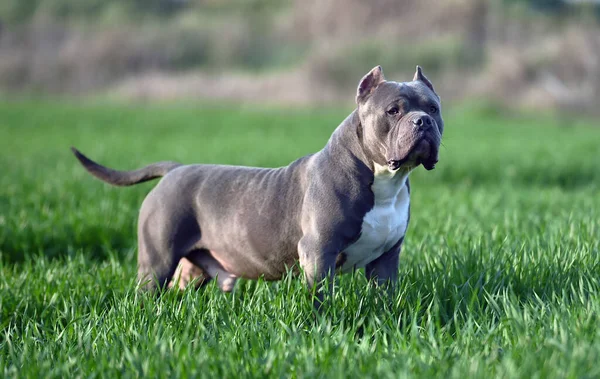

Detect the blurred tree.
xmin=507 ymin=0 xmax=566 ymax=12
xmin=503 ymin=0 xmax=600 ymax=15
xmin=0 ymin=0 xmax=42 ymax=23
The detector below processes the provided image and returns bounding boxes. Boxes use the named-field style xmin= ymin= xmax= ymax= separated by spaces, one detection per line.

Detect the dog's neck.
xmin=324 ymin=110 xmax=394 ymax=177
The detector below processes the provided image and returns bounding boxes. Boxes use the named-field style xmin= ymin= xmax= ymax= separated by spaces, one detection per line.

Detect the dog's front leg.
xmin=298 ymin=236 xmax=338 ymax=309
xmin=365 ymin=237 xmax=403 ymax=289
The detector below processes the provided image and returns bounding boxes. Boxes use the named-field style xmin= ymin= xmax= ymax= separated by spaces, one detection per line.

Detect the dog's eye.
xmin=387 ymin=107 xmax=399 ymax=115
xmin=429 ymin=105 xmax=438 ymax=114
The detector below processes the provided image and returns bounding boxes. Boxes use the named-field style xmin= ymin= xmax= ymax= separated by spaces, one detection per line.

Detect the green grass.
xmin=1 ymin=100 xmax=599 ymax=377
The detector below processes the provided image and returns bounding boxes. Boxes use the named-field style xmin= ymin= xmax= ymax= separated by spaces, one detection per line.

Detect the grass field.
xmin=1 ymin=100 xmax=599 ymax=377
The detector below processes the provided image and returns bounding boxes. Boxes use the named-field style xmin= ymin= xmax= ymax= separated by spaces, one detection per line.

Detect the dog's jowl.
xmin=72 ymin=65 xmax=444 ymax=304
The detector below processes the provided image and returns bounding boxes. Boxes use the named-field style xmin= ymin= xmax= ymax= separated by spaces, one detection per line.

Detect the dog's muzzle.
xmin=387 ymin=134 xmax=440 ymax=171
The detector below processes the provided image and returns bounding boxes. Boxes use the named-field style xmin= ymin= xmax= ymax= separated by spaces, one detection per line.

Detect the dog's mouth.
xmin=387 ymin=137 xmax=439 ymax=171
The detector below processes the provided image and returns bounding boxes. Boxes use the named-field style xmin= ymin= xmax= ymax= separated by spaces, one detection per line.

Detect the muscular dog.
xmin=72 ymin=66 xmax=443 ymax=303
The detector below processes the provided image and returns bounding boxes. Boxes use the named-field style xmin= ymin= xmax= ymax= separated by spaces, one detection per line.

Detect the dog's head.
xmin=356 ymin=66 xmax=443 ymax=172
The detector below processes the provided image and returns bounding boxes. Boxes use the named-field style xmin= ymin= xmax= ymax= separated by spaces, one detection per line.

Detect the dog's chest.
xmin=339 ymin=169 xmax=410 ymax=272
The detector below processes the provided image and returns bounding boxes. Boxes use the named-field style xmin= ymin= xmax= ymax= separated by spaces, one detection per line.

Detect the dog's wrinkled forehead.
xmin=369 ymin=81 xmax=439 ymax=110
xmin=356 ymin=65 xmax=440 ymax=113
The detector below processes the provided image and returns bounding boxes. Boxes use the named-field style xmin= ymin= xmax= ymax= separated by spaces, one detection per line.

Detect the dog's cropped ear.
xmin=356 ymin=66 xmax=385 ymax=104
xmin=413 ymin=65 xmax=437 ymax=95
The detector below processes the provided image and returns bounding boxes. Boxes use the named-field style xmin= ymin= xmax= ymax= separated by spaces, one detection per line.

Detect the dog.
xmin=72 ymin=66 xmax=443 ymax=304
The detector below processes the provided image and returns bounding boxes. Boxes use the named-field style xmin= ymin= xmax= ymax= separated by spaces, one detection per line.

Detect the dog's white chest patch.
xmin=339 ymin=164 xmax=410 ymax=272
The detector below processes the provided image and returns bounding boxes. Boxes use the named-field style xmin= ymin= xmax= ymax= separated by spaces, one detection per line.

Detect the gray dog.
xmin=72 ymin=66 xmax=443 ymax=302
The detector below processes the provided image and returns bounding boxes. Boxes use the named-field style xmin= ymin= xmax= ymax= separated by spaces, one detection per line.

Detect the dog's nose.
xmin=412 ymin=115 xmax=434 ymax=130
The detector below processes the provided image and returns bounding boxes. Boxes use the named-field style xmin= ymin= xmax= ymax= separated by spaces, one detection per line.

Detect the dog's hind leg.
xmin=137 ymin=223 xmax=181 ymax=291
xmin=136 ymin=193 xmax=202 ymax=291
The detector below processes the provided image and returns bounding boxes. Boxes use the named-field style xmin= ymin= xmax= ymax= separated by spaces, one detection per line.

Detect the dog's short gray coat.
xmin=72 ymin=66 xmax=444 ymax=302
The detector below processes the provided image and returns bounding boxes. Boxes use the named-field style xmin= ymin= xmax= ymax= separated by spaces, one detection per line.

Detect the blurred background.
xmin=1 ymin=0 xmax=600 ymax=112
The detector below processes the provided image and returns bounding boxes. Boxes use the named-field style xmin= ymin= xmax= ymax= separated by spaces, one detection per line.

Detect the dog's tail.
xmin=71 ymin=147 xmax=182 ymax=186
